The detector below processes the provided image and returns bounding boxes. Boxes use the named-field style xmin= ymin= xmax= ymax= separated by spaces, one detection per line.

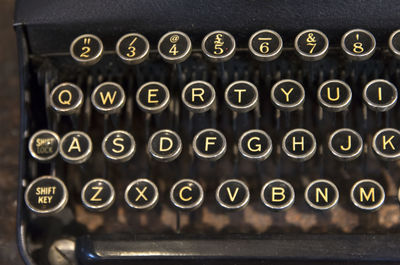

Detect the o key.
xmin=372 ymin=128 xmax=400 ymax=161
xmin=202 ymin=30 xmax=236 ymax=62
xmin=50 ymin=83 xmax=83 ymax=114
xmin=70 ymin=34 xmax=104 ymax=65
xmin=351 ymin=179 xmax=385 ymax=211
xmin=59 ymin=131 xmax=93 ymax=164
xmin=363 ymin=79 xmax=398 ymax=112
xmin=102 ymin=130 xmax=136 ymax=162
xmin=158 ymin=31 xmax=192 ymax=64
xmin=317 ymin=80 xmax=352 ymax=112
xmin=248 ymin=29 xmax=283 ymax=61
xmin=91 ymin=82 xmax=126 ymax=114
xmin=125 ymin=179 xmax=159 ymax=210
xmin=170 ymin=179 xmax=204 ymax=211
xmin=116 ymin=33 xmax=150 ymax=65
xmin=328 ymin=128 xmax=363 ymax=161
xmin=294 ymin=29 xmax=329 ymax=61
xmin=238 ymin=129 xmax=273 ymax=161
xmin=216 ymin=179 xmax=250 ymax=210
xmin=181 ymin=81 xmax=216 ymax=113
xmin=305 ymin=179 xmax=339 ymax=210
xmin=136 ymin=82 xmax=170 ymax=114
xmin=81 ymin=178 xmax=115 ymax=211
xmin=282 ymin=128 xmax=316 ymax=162
xmin=225 ymin=81 xmax=259 ymax=112
xmin=271 ymin=79 xmax=305 ymax=111
xmin=341 ymin=29 xmax=376 ymax=61
xmin=193 ymin=128 xmax=227 ymax=161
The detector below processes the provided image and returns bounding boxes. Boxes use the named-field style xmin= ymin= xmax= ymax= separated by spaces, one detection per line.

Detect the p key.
xmin=181 ymin=81 xmax=216 ymax=113
xmin=282 ymin=129 xmax=316 ymax=162
xmin=91 ymin=82 xmax=126 ymax=114
xmin=372 ymin=128 xmax=400 ymax=161
xmin=125 ymin=179 xmax=159 ymax=210
xmin=317 ymin=80 xmax=352 ymax=112
xmin=225 ymin=81 xmax=259 ymax=112
xmin=328 ymin=128 xmax=363 ymax=161
xmin=136 ymin=82 xmax=170 ymax=114
xmin=363 ymin=79 xmax=398 ymax=112
xmin=271 ymin=79 xmax=305 ymax=111
xmin=81 ymin=178 xmax=115 ymax=211
xmin=216 ymin=179 xmax=250 ymax=210
xmin=50 ymin=83 xmax=83 ymax=114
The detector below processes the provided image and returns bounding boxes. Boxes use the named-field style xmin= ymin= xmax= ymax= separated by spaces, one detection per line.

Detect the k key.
xmin=372 ymin=128 xmax=400 ymax=161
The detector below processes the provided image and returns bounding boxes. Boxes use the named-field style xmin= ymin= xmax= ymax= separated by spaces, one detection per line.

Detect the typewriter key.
xmin=181 ymin=81 xmax=216 ymax=113
xmin=148 ymin=129 xmax=182 ymax=162
xmin=202 ymin=30 xmax=236 ymax=62
xmin=216 ymin=179 xmax=250 ymax=210
xmin=170 ymin=179 xmax=204 ymax=211
xmin=261 ymin=179 xmax=295 ymax=210
xmin=305 ymin=179 xmax=339 ymax=210
xmin=341 ymin=29 xmax=376 ymax=61
xmin=70 ymin=34 xmax=103 ymax=65
xmin=225 ymin=81 xmax=259 ymax=112
xmin=59 ymin=131 xmax=92 ymax=164
xmin=136 ymin=82 xmax=170 ymax=114
xmin=91 ymin=82 xmax=126 ymax=114
xmin=158 ymin=31 xmax=192 ymax=64
xmin=282 ymin=129 xmax=316 ymax=162
xmin=238 ymin=129 xmax=272 ymax=161
xmin=372 ymin=128 xmax=400 ymax=161
xmin=102 ymin=130 xmax=136 ymax=162
xmin=81 ymin=179 xmax=115 ymax=211
xmin=363 ymin=79 xmax=398 ymax=112
xmin=317 ymin=80 xmax=352 ymax=112
xmin=351 ymin=179 xmax=385 ymax=211
xmin=271 ymin=79 xmax=305 ymax=111
xmin=193 ymin=128 xmax=227 ymax=161
xmin=294 ymin=29 xmax=329 ymax=61
xmin=389 ymin=29 xmax=400 ymax=59
xmin=328 ymin=128 xmax=363 ymax=161
xmin=25 ymin=176 xmax=68 ymax=214
xmin=248 ymin=29 xmax=283 ymax=61
xmin=116 ymin=33 xmax=150 ymax=64
xmin=50 ymin=83 xmax=83 ymax=114
xmin=28 ymin=130 xmax=60 ymax=162
xmin=125 ymin=179 xmax=159 ymax=210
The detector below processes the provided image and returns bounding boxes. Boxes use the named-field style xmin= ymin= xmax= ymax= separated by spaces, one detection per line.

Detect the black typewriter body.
xmin=14 ymin=1 xmax=400 ymax=264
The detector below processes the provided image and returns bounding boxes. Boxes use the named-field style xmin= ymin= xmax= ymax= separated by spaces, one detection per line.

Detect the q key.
xmin=50 ymin=83 xmax=83 ymax=114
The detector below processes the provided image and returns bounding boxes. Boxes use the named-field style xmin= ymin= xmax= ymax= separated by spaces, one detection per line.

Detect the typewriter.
xmin=13 ymin=0 xmax=400 ymax=264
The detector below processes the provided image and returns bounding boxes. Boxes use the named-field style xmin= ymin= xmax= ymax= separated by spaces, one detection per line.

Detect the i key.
xmin=351 ymin=179 xmax=385 ymax=211
xmin=50 ymin=83 xmax=84 ymax=114
xmin=294 ymin=29 xmax=329 ymax=61
xmin=328 ymin=128 xmax=363 ymax=161
xmin=202 ymin=30 xmax=236 ymax=62
xmin=216 ymin=179 xmax=250 ymax=210
xmin=372 ymin=128 xmax=400 ymax=161
xmin=29 ymin=130 xmax=60 ymax=162
xmin=238 ymin=129 xmax=273 ymax=161
xmin=225 ymin=81 xmax=259 ymax=112
xmin=158 ymin=31 xmax=192 ymax=64
xmin=317 ymin=80 xmax=352 ymax=112
xmin=81 ymin=178 xmax=115 ymax=211
xmin=116 ymin=33 xmax=150 ymax=64
xmin=193 ymin=129 xmax=227 ymax=161
xmin=248 ymin=29 xmax=283 ymax=61
xmin=271 ymin=79 xmax=305 ymax=111
xmin=59 ymin=131 xmax=93 ymax=164
xmin=91 ymin=82 xmax=126 ymax=114
xmin=341 ymin=29 xmax=376 ymax=61
xmin=70 ymin=34 xmax=104 ymax=65
xmin=181 ymin=81 xmax=216 ymax=113
xmin=363 ymin=79 xmax=398 ymax=112
xmin=170 ymin=179 xmax=204 ymax=211
xmin=136 ymin=82 xmax=170 ymax=114
xmin=148 ymin=129 xmax=182 ymax=162
xmin=102 ymin=130 xmax=136 ymax=162
xmin=125 ymin=179 xmax=159 ymax=210
xmin=305 ymin=179 xmax=339 ymax=210
xmin=282 ymin=129 xmax=316 ymax=162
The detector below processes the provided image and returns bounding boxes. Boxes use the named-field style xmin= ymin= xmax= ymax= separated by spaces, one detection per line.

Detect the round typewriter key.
xmin=202 ymin=30 xmax=236 ymax=62
xmin=24 ymin=176 xmax=68 ymax=214
xmin=282 ymin=129 xmax=316 ymax=162
xmin=158 ymin=31 xmax=192 ymax=64
xmin=28 ymin=130 xmax=60 ymax=162
xmin=182 ymin=81 xmax=216 ymax=113
xmin=125 ymin=179 xmax=159 ymax=210
xmin=216 ymin=179 xmax=250 ymax=210
xmin=261 ymin=179 xmax=295 ymax=210
xmin=271 ymin=79 xmax=305 ymax=111
xmin=59 ymin=131 xmax=92 ymax=164
xmin=148 ymin=129 xmax=182 ymax=162
xmin=341 ymin=29 xmax=376 ymax=61
xmin=372 ymin=128 xmax=400 ymax=161
xmin=91 ymin=82 xmax=126 ymax=114
xmin=238 ymin=129 xmax=272 ymax=161
xmin=294 ymin=29 xmax=329 ymax=61
xmin=70 ymin=34 xmax=103 ymax=65
xmin=102 ymin=130 xmax=136 ymax=162
xmin=305 ymin=179 xmax=339 ymax=210
xmin=317 ymin=80 xmax=352 ymax=112
xmin=248 ymin=29 xmax=283 ymax=61
xmin=351 ymin=179 xmax=385 ymax=211
xmin=389 ymin=30 xmax=400 ymax=59
xmin=225 ymin=81 xmax=259 ymax=112
xmin=136 ymin=82 xmax=170 ymax=114
xmin=50 ymin=83 xmax=83 ymax=114
xmin=363 ymin=79 xmax=398 ymax=112
xmin=116 ymin=33 xmax=150 ymax=64
xmin=81 ymin=178 xmax=115 ymax=211
xmin=170 ymin=179 xmax=204 ymax=211
xmin=328 ymin=128 xmax=363 ymax=161
xmin=193 ymin=128 xmax=227 ymax=161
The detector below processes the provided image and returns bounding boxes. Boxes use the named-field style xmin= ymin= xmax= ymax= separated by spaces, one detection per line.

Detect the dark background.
xmin=0 ymin=0 xmax=24 ymax=264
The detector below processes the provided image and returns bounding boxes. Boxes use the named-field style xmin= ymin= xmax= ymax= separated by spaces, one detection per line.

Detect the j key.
xmin=24 ymin=176 xmax=68 ymax=214
xmin=372 ymin=128 xmax=400 ymax=161
xmin=238 ymin=129 xmax=273 ymax=161
xmin=158 ymin=31 xmax=192 ymax=64
xmin=261 ymin=179 xmax=295 ymax=211
xmin=28 ymin=130 xmax=60 ymax=162
xmin=282 ymin=129 xmax=316 ymax=162
xmin=181 ymin=81 xmax=216 ymax=113
xmin=271 ymin=79 xmax=305 ymax=111
xmin=116 ymin=33 xmax=150 ymax=64
xmin=136 ymin=82 xmax=170 ymax=114
xmin=148 ymin=129 xmax=182 ymax=162
xmin=317 ymin=80 xmax=352 ymax=112
xmin=363 ymin=79 xmax=398 ymax=112
xmin=193 ymin=129 xmax=227 ymax=161
xmin=341 ymin=29 xmax=376 ymax=61
xmin=59 ymin=131 xmax=93 ymax=164
xmin=81 ymin=178 xmax=115 ymax=211
xmin=294 ymin=29 xmax=329 ymax=61
xmin=248 ymin=29 xmax=283 ymax=61
xmin=91 ymin=82 xmax=126 ymax=114
xmin=202 ymin=30 xmax=236 ymax=62
xmin=225 ymin=81 xmax=259 ymax=112
xmin=305 ymin=179 xmax=339 ymax=210
xmin=170 ymin=179 xmax=204 ymax=211
xmin=389 ymin=29 xmax=400 ymax=59
xmin=70 ymin=34 xmax=103 ymax=65
xmin=216 ymin=179 xmax=250 ymax=210
xmin=351 ymin=179 xmax=385 ymax=211
xmin=50 ymin=83 xmax=83 ymax=114
xmin=125 ymin=179 xmax=159 ymax=210
xmin=328 ymin=128 xmax=363 ymax=161
xmin=102 ymin=130 xmax=136 ymax=162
